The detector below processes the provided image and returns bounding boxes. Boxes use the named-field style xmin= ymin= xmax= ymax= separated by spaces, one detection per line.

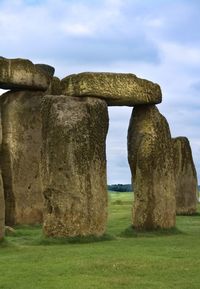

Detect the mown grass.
xmin=0 ymin=192 xmax=200 ymax=289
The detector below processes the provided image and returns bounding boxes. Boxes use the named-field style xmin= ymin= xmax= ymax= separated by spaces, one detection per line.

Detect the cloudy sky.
xmin=0 ymin=0 xmax=200 ymax=184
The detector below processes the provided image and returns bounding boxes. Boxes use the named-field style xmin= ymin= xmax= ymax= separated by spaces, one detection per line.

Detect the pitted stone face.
xmin=0 ymin=173 xmax=5 ymax=240
xmin=1 ymin=90 xmax=44 ymax=225
xmin=0 ymin=57 xmax=52 ymax=91
xmin=41 ymin=95 xmax=109 ymax=237
xmin=0 ymin=107 xmax=5 ymax=239
xmin=128 ymin=105 xmax=176 ymax=230
xmin=172 ymin=137 xmax=198 ymax=215
xmin=61 ymin=72 xmax=162 ymax=106
xmin=45 ymin=76 xmax=62 ymax=95
xmin=35 ymin=64 xmax=55 ymax=77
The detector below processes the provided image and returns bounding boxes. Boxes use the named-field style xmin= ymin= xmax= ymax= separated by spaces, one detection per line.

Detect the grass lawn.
xmin=1 ymin=192 xmax=200 ymax=289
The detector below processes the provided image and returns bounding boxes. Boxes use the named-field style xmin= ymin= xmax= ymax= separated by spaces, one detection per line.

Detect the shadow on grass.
xmin=120 ymin=225 xmax=184 ymax=238
xmin=112 ymin=200 xmax=132 ymax=205
xmin=4 ymin=224 xmax=116 ymax=246
xmin=0 ymin=238 xmax=10 ymax=248
xmin=176 ymin=212 xmax=200 ymax=217
xmin=37 ymin=233 xmax=115 ymax=246
xmin=5 ymin=224 xmax=41 ymax=237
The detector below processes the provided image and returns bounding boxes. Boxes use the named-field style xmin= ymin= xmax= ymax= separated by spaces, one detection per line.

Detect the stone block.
xmin=61 ymin=72 xmax=162 ymax=106
xmin=173 ymin=137 xmax=198 ymax=215
xmin=46 ymin=77 xmax=62 ymax=95
xmin=128 ymin=105 xmax=176 ymax=230
xmin=0 ymin=173 xmax=5 ymax=240
xmin=41 ymin=95 xmax=109 ymax=237
xmin=1 ymin=91 xmax=44 ymax=225
xmin=0 ymin=57 xmax=51 ymax=90
xmin=35 ymin=64 xmax=55 ymax=77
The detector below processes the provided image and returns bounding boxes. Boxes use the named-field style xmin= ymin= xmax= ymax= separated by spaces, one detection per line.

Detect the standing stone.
xmin=128 ymin=105 xmax=176 ymax=230
xmin=1 ymin=91 xmax=43 ymax=225
xmin=41 ymin=95 xmax=108 ymax=237
xmin=0 ymin=173 xmax=5 ymax=240
xmin=172 ymin=137 xmax=198 ymax=215
xmin=0 ymin=109 xmax=5 ymax=239
xmin=61 ymin=72 xmax=162 ymax=106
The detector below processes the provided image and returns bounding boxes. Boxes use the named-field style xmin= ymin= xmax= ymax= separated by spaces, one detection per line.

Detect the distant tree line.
xmin=108 ymin=184 xmax=133 ymax=192
xmin=108 ymin=184 xmax=200 ymax=192
xmin=108 ymin=185 xmax=199 ymax=193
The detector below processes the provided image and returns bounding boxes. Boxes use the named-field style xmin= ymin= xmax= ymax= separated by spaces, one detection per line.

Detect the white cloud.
xmin=61 ymin=23 xmax=93 ymax=37
xmin=160 ymin=42 xmax=200 ymax=67
xmin=147 ymin=17 xmax=165 ymax=28
xmin=0 ymin=0 xmax=200 ymax=183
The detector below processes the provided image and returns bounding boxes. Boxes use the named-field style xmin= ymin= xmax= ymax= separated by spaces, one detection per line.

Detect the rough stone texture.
xmin=41 ymin=95 xmax=108 ymax=237
xmin=128 ymin=105 xmax=176 ymax=230
xmin=1 ymin=90 xmax=44 ymax=225
xmin=0 ymin=108 xmax=5 ymax=240
xmin=46 ymin=77 xmax=62 ymax=95
xmin=0 ymin=173 xmax=5 ymax=240
xmin=172 ymin=137 xmax=198 ymax=215
xmin=0 ymin=57 xmax=51 ymax=91
xmin=35 ymin=64 xmax=55 ymax=77
xmin=61 ymin=72 xmax=162 ymax=106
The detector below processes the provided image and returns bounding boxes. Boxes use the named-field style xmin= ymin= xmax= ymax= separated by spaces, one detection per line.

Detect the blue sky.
xmin=0 ymin=0 xmax=200 ymax=184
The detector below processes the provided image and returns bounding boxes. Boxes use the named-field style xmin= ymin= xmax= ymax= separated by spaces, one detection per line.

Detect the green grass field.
xmin=1 ymin=192 xmax=200 ymax=289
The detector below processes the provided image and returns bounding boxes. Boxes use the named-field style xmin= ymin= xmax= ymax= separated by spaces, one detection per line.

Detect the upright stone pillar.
xmin=172 ymin=137 xmax=198 ymax=215
xmin=0 ymin=110 xmax=5 ymax=240
xmin=128 ymin=105 xmax=176 ymax=230
xmin=41 ymin=95 xmax=109 ymax=237
xmin=1 ymin=91 xmax=44 ymax=225
xmin=0 ymin=173 xmax=5 ymax=240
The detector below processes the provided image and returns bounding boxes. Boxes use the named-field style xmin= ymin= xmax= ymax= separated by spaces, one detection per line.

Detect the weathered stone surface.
xmin=35 ymin=64 xmax=55 ymax=77
xmin=0 ymin=173 xmax=5 ymax=240
xmin=1 ymin=91 xmax=43 ymax=225
xmin=128 ymin=105 xmax=176 ymax=230
xmin=61 ymin=72 xmax=162 ymax=106
xmin=172 ymin=137 xmax=198 ymax=215
xmin=0 ymin=108 xmax=5 ymax=240
xmin=41 ymin=95 xmax=108 ymax=237
xmin=0 ymin=57 xmax=51 ymax=90
xmin=46 ymin=77 xmax=62 ymax=95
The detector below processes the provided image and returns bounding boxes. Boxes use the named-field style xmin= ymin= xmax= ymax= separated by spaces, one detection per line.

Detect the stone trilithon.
xmin=0 ymin=56 xmax=198 ymax=239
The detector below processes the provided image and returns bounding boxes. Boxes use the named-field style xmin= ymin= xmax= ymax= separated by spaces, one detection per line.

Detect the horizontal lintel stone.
xmin=61 ymin=72 xmax=162 ymax=106
xmin=0 ymin=57 xmax=52 ymax=91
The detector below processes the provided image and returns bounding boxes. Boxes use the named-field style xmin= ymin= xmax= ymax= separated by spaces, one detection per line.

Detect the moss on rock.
xmin=0 ymin=57 xmax=51 ymax=90
xmin=1 ymin=90 xmax=44 ymax=225
xmin=41 ymin=95 xmax=109 ymax=237
xmin=61 ymin=72 xmax=162 ymax=106
xmin=172 ymin=137 xmax=198 ymax=215
xmin=128 ymin=105 xmax=176 ymax=230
